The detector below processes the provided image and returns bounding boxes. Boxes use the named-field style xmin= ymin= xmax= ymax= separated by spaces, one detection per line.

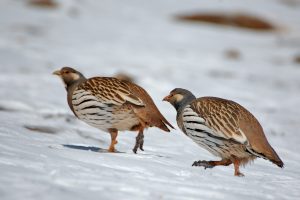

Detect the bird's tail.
xmin=260 ymin=146 xmax=284 ymax=168
xmin=248 ymin=144 xmax=284 ymax=168
xmin=268 ymin=147 xmax=284 ymax=168
xmin=157 ymin=117 xmax=175 ymax=132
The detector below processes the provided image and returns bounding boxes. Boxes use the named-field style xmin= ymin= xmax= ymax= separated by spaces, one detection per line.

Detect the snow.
xmin=1 ymin=0 xmax=300 ymax=199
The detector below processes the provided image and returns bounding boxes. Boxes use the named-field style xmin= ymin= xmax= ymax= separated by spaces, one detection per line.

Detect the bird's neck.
xmin=65 ymin=76 xmax=86 ymax=91
xmin=174 ymin=95 xmax=196 ymax=132
xmin=65 ymin=77 xmax=86 ymax=117
xmin=174 ymin=95 xmax=196 ymax=113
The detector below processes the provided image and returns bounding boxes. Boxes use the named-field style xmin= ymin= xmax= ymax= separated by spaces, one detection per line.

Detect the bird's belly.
xmin=110 ymin=112 xmax=140 ymax=131
xmin=72 ymin=96 xmax=140 ymax=131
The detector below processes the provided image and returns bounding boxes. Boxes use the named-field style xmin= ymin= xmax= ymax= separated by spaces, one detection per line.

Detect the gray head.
xmin=53 ymin=67 xmax=86 ymax=89
xmin=163 ymin=88 xmax=196 ymax=111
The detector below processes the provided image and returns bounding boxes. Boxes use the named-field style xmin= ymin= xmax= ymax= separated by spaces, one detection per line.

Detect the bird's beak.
xmin=163 ymin=94 xmax=172 ymax=102
xmin=52 ymin=70 xmax=61 ymax=76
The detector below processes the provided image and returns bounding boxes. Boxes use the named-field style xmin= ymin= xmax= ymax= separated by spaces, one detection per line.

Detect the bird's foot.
xmin=133 ymin=132 xmax=144 ymax=154
xmin=192 ymin=160 xmax=215 ymax=169
xmin=234 ymin=171 xmax=245 ymax=177
xmin=108 ymin=140 xmax=118 ymax=153
xmin=108 ymin=146 xmax=117 ymax=153
xmin=132 ymin=139 xmax=144 ymax=153
xmin=139 ymin=141 xmax=144 ymax=151
xmin=233 ymin=159 xmax=245 ymax=177
xmin=107 ymin=148 xmax=116 ymax=153
xmin=132 ymin=146 xmax=138 ymax=154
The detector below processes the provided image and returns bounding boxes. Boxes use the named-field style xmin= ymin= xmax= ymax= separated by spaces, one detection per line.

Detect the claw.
xmin=235 ymin=172 xmax=245 ymax=177
xmin=192 ymin=160 xmax=214 ymax=169
xmin=132 ymin=147 xmax=138 ymax=154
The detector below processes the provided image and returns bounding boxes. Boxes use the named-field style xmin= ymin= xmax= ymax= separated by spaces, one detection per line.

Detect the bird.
xmin=53 ymin=67 xmax=174 ymax=153
xmin=163 ymin=88 xmax=283 ymax=176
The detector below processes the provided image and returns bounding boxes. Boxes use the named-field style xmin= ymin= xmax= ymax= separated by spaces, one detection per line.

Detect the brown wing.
xmin=190 ymin=97 xmax=247 ymax=143
xmin=77 ymin=77 xmax=145 ymax=107
xmin=190 ymin=97 xmax=283 ymax=166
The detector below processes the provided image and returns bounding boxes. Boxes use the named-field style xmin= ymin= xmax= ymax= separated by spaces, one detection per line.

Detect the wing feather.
xmin=77 ymin=77 xmax=145 ymax=107
xmin=188 ymin=97 xmax=248 ymax=144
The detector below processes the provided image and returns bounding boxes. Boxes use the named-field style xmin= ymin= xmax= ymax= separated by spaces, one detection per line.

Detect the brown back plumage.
xmin=191 ymin=97 xmax=283 ymax=167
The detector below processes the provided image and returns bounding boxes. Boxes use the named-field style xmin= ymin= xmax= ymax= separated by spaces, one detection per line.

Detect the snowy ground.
xmin=1 ymin=0 xmax=300 ymax=199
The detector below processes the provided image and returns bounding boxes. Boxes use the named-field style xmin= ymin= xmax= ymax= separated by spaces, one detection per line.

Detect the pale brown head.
xmin=163 ymin=88 xmax=196 ymax=111
xmin=53 ymin=67 xmax=86 ymax=88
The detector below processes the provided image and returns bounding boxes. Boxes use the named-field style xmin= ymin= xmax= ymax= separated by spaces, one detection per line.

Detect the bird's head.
xmin=53 ymin=67 xmax=85 ymax=88
xmin=163 ymin=88 xmax=196 ymax=111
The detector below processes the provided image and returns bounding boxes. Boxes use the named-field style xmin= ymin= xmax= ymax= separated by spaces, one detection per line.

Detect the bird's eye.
xmin=65 ymin=71 xmax=70 ymax=74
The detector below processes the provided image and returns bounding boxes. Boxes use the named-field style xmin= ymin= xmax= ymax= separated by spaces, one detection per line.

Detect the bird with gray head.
xmin=53 ymin=67 xmax=174 ymax=153
xmin=163 ymin=88 xmax=283 ymax=176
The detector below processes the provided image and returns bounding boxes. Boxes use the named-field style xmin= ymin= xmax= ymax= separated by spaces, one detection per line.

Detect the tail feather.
xmin=162 ymin=117 xmax=175 ymax=130
xmin=248 ymin=146 xmax=284 ymax=168
xmin=157 ymin=120 xmax=173 ymax=132
xmin=271 ymin=158 xmax=284 ymax=168
xmin=158 ymin=110 xmax=175 ymax=132
xmin=268 ymin=148 xmax=284 ymax=168
xmin=152 ymin=106 xmax=175 ymax=132
xmin=128 ymin=81 xmax=175 ymax=132
xmin=155 ymin=116 xmax=175 ymax=132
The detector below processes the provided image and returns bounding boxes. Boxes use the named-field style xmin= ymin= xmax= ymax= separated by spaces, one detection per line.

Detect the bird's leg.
xmin=133 ymin=128 xmax=144 ymax=154
xmin=108 ymin=129 xmax=118 ymax=153
xmin=139 ymin=132 xmax=144 ymax=151
xmin=233 ymin=159 xmax=244 ymax=177
xmin=192 ymin=159 xmax=232 ymax=169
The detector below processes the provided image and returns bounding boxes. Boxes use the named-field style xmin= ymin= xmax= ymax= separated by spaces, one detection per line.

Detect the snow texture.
xmin=0 ymin=0 xmax=300 ymax=199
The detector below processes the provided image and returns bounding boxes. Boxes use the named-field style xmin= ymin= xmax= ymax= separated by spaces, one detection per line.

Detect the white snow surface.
xmin=1 ymin=0 xmax=300 ymax=199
